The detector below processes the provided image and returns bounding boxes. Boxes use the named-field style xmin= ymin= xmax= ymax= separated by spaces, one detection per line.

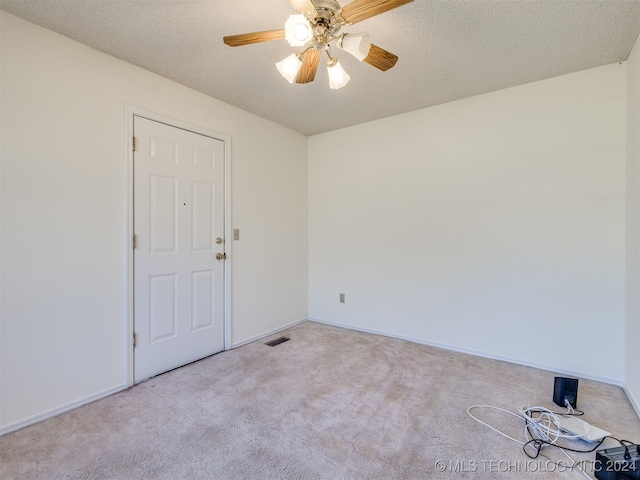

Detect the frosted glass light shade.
xmin=327 ymin=60 xmax=350 ymax=89
xmin=340 ymin=32 xmax=371 ymax=61
xmin=276 ymin=54 xmax=303 ymax=83
xmin=285 ymin=14 xmax=312 ymax=47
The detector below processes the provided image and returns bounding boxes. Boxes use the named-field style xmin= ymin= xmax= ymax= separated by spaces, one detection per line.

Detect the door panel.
xmin=134 ymin=116 xmax=225 ymax=382
xmin=192 ymin=181 xmax=214 ymax=252
xmin=150 ymin=274 xmax=177 ymax=341
xmin=192 ymin=270 xmax=214 ymax=330
xmin=150 ymin=175 xmax=177 ymax=253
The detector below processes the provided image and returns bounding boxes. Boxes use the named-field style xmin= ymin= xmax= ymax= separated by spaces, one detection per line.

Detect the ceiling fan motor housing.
xmin=310 ymin=0 xmax=345 ymax=30
xmin=311 ymin=0 xmax=342 ymax=15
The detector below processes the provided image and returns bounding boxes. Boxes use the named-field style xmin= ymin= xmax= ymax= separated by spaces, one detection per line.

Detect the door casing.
xmin=124 ymin=105 xmax=232 ymax=387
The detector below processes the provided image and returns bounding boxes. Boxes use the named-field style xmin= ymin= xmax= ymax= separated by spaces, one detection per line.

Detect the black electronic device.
xmin=553 ymin=376 xmax=578 ymax=409
xmin=595 ymin=444 xmax=640 ymax=480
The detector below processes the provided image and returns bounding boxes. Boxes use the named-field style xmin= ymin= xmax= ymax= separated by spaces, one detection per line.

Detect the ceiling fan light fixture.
xmin=326 ymin=59 xmax=350 ymax=89
xmin=338 ymin=32 xmax=371 ymax=62
xmin=284 ymin=14 xmax=313 ymax=46
xmin=276 ymin=53 xmax=304 ymax=83
xmin=224 ymin=0 xmax=413 ymax=89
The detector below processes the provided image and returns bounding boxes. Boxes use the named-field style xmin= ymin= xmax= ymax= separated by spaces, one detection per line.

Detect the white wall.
xmin=309 ymin=64 xmax=627 ymax=384
xmin=626 ymin=33 xmax=640 ymax=416
xmin=0 ymin=9 xmax=635 ymax=434
xmin=0 ymin=12 xmax=308 ymax=432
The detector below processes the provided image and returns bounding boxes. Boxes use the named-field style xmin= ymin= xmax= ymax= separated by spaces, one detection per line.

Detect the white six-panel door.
xmin=133 ymin=116 xmax=225 ymax=382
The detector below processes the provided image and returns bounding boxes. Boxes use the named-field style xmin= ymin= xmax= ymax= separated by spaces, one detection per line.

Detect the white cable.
xmin=561 ymin=449 xmax=591 ymax=480
xmin=467 ymin=403 xmax=596 ymax=479
xmin=565 ymin=398 xmax=577 ymax=415
xmin=467 ymin=405 xmax=525 ymax=445
xmin=517 ymin=404 xmax=591 ymax=443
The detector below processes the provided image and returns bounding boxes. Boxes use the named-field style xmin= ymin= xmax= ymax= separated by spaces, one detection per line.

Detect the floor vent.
xmin=266 ymin=336 xmax=290 ymax=347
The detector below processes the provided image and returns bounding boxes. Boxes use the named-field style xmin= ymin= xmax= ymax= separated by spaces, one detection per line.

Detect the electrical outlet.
xmin=339 ymin=293 xmax=345 ymax=303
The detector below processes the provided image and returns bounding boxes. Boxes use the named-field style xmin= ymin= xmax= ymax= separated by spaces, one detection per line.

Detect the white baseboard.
xmin=0 ymin=318 xmax=308 ymax=436
xmin=309 ymin=317 xmax=624 ymax=386
xmin=624 ymin=385 xmax=640 ymax=420
xmin=0 ymin=383 xmax=127 ymax=436
xmin=4 ymin=319 xmax=633 ymax=436
xmin=231 ymin=317 xmax=309 ymax=349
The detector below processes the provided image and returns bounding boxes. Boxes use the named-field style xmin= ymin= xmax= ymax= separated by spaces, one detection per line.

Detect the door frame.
xmin=124 ymin=105 xmax=232 ymax=387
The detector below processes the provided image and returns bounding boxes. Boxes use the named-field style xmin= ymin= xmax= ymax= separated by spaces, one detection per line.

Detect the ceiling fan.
xmin=223 ymin=0 xmax=414 ymax=89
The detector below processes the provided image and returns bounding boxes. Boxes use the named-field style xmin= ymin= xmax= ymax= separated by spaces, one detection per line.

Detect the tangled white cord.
xmin=467 ymin=403 xmax=592 ymax=479
xmin=517 ymin=404 xmax=591 ymax=444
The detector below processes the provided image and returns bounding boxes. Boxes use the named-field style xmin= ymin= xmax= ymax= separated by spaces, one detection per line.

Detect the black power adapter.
xmin=595 ymin=444 xmax=640 ymax=480
xmin=553 ymin=376 xmax=579 ymax=409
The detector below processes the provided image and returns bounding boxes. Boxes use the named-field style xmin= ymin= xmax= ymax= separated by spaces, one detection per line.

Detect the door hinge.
xmin=133 ymin=332 xmax=137 ymax=348
xmin=132 ymin=234 xmax=137 ymax=249
xmin=132 ymin=136 xmax=137 ymax=152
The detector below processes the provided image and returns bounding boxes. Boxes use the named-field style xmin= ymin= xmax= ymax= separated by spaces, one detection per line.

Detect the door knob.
xmin=216 ymin=252 xmax=226 ymax=260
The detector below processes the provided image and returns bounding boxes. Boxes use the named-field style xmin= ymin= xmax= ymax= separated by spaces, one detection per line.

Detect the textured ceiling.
xmin=2 ymin=0 xmax=640 ymax=136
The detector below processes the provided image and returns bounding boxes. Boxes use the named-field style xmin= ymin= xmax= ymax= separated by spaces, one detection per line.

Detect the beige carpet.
xmin=1 ymin=321 xmax=639 ymax=479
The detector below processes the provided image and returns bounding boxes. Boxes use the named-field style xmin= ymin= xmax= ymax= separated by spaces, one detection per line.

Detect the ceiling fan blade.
xmin=295 ymin=49 xmax=322 ymax=84
xmin=341 ymin=0 xmax=413 ymax=24
xmin=223 ymin=29 xmax=285 ymax=47
xmin=288 ymin=0 xmax=317 ymax=16
xmin=363 ymin=44 xmax=398 ymax=71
